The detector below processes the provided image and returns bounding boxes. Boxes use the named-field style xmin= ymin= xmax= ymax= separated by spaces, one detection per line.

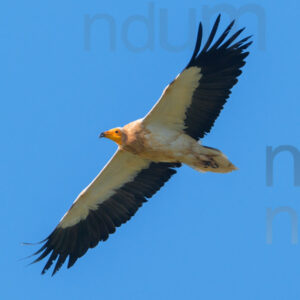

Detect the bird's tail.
xmin=188 ymin=145 xmax=238 ymax=174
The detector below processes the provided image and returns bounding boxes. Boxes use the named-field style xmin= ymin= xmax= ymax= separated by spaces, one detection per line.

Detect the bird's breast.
xmin=124 ymin=124 xmax=193 ymax=162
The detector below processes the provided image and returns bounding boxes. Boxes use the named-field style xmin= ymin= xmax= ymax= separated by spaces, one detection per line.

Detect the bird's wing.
xmin=143 ymin=14 xmax=252 ymax=140
xmin=32 ymin=149 xmax=180 ymax=275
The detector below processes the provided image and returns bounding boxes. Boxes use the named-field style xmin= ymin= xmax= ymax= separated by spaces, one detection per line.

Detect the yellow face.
xmin=100 ymin=127 xmax=123 ymax=145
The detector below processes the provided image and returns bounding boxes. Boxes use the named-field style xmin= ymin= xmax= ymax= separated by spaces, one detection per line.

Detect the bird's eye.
xmin=115 ymin=130 xmax=119 ymax=134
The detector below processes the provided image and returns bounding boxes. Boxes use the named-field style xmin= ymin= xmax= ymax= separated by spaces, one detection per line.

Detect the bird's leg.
xmin=202 ymin=158 xmax=219 ymax=169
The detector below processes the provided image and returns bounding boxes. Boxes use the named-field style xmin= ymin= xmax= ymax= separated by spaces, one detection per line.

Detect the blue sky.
xmin=2 ymin=0 xmax=300 ymax=299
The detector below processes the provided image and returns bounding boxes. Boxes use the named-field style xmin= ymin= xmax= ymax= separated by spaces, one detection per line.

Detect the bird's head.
xmin=99 ymin=127 xmax=124 ymax=145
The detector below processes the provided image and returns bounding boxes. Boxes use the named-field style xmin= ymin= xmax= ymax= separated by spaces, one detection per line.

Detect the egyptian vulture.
xmin=31 ymin=15 xmax=251 ymax=275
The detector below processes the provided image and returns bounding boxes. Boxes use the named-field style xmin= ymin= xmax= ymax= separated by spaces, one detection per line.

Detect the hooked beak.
xmin=99 ymin=132 xmax=106 ymax=138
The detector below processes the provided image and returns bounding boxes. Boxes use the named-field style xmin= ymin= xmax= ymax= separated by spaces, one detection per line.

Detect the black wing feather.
xmin=31 ymin=162 xmax=180 ymax=275
xmin=184 ymin=15 xmax=252 ymax=140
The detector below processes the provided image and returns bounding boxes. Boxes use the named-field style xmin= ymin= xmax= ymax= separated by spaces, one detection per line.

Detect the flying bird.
xmin=31 ymin=15 xmax=251 ymax=275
